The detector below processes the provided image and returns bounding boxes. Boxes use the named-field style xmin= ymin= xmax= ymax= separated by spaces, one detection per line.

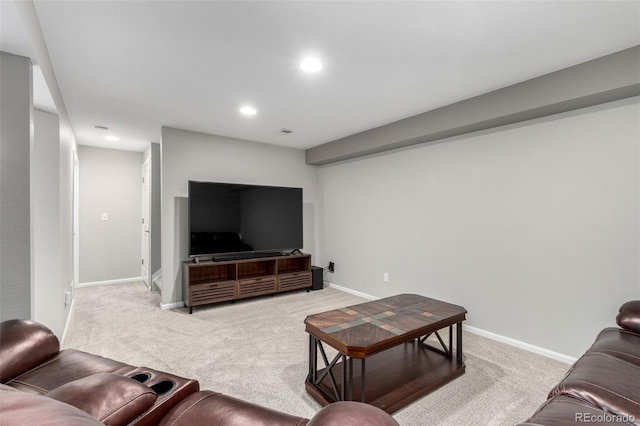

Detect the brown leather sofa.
xmin=520 ymin=300 xmax=640 ymax=426
xmin=0 ymin=319 xmax=398 ymax=426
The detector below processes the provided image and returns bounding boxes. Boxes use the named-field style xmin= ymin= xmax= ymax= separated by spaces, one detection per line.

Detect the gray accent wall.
xmin=318 ymin=97 xmax=639 ymax=358
xmin=0 ymin=52 xmax=32 ymax=321
xmin=78 ymin=146 xmax=143 ymax=284
xmin=160 ymin=127 xmax=319 ymax=307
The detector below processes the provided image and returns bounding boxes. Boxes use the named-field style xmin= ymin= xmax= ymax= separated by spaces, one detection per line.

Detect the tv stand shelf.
xmin=182 ymin=253 xmax=311 ymax=313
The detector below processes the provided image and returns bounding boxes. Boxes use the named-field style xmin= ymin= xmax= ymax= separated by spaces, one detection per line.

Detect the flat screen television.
xmin=188 ymin=181 xmax=303 ymax=259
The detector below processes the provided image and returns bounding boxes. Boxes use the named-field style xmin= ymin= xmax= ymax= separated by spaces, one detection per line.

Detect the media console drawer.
xmin=238 ymin=276 xmax=277 ymax=298
xmin=279 ymin=272 xmax=311 ymax=291
xmin=190 ymin=281 xmax=236 ymax=305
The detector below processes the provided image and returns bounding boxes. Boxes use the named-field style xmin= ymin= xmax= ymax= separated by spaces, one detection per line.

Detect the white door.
xmin=141 ymin=160 xmax=150 ymax=288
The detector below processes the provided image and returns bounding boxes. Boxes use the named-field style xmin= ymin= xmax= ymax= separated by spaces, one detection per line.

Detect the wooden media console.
xmin=182 ymin=253 xmax=311 ymax=313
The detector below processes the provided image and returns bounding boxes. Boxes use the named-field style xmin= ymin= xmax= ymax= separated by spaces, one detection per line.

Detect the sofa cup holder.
xmin=129 ymin=373 xmax=151 ymax=383
xmin=150 ymin=380 xmax=175 ymax=396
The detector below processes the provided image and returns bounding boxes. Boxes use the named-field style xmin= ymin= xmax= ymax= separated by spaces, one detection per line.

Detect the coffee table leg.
xmin=361 ymin=358 xmax=366 ymax=403
xmin=341 ymin=354 xmax=346 ymax=401
xmin=307 ymin=338 xmax=350 ymax=403
xmin=348 ymin=357 xmax=353 ymax=401
xmin=456 ymin=321 xmax=463 ymax=365
xmin=309 ymin=335 xmax=317 ymax=382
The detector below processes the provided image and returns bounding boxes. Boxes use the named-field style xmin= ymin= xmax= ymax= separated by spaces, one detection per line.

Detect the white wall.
xmin=160 ymin=127 xmax=319 ymax=307
xmin=32 ymin=109 xmax=64 ymax=335
xmin=143 ymin=143 xmax=162 ymax=287
xmin=319 ymin=97 xmax=639 ymax=359
xmin=78 ymin=146 xmax=142 ymax=284
xmin=59 ymin=122 xmax=76 ymax=300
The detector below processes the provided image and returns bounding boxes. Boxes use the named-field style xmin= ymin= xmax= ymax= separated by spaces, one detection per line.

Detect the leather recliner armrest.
xmin=0 ymin=319 xmax=60 ymax=383
xmin=158 ymin=391 xmax=399 ymax=426
xmin=307 ymin=402 xmax=399 ymax=426
xmin=158 ymin=391 xmax=309 ymax=426
xmin=616 ymin=300 xmax=640 ymax=333
xmin=46 ymin=372 xmax=158 ymax=426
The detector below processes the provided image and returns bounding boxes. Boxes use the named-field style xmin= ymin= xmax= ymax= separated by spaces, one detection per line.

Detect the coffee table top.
xmin=304 ymin=294 xmax=466 ymax=357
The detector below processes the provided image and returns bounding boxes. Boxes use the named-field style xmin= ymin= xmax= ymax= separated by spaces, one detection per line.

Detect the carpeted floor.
xmin=63 ymin=282 xmax=569 ymax=425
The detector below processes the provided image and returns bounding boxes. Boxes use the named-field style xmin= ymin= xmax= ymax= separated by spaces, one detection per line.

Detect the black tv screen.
xmin=188 ymin=181 xmax=303 ymax=258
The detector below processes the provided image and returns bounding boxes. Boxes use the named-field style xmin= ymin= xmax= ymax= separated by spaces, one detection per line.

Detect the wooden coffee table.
xmin=304 ymin=294 xmax=467 ymax=413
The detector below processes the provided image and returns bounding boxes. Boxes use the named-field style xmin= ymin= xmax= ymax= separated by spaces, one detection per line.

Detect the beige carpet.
xmin=63 ymin=282 xmax=569 ymax=425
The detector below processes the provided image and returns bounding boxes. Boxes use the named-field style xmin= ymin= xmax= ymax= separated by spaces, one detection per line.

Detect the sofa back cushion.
xmin=617 ymin=300 xmax=640 ymax=333
xmin=0 ymin=319 xmax=60 ymax=383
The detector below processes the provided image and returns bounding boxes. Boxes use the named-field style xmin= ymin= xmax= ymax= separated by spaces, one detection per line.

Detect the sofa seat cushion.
xmin=0 ymin=319 xmax=60 ymax=383
xmin=6 ymin=349 xmax=129 ymax=394
xmin=158 ymin=390 xmax=309 ymax=426
xmin=549 ymin=352 xmax=640 ymax=421
xmin=0 ymin=392 xmax=103 ymax=425
xmin=46 ymin=372 xmax=158 ymax=426
xmin=587 ymin=327 xmax=640 ymax=366
xmin=520 ymin=395 xmax=637 ymax=425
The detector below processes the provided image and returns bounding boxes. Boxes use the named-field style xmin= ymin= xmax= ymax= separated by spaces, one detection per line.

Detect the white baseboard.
xmin=160 ymin=301 xmax=185 ymax=310
xmin=329 ymin=283 xmax=377 ymax=300
xmin=61 ymin=293 xmax=76 ymax=347
xmin=151 ymin=270 xmax=162 ymax=293
xmin=78 ymin=277 xmax=142 ymax=288
xmin=463 ymin=325 xmax=577 ymax=365
xmin=328 ymin=282 xmax=576 ymax=365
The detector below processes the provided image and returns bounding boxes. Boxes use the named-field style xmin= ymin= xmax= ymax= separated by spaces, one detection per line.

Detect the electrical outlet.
xmin=383 ymin=272 xmax=389 ymax=282
xmin=328 ymin=261 xmax=335 ymax=273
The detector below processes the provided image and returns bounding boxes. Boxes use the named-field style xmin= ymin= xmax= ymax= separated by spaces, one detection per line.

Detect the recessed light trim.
xmin=240 ymin=106 xmax=257 ymax=116
xmin=300 ymin=57 xmax=322 ymax=73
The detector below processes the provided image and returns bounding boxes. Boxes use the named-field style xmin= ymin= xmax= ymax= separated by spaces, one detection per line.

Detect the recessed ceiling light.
xmin=240 ymin=106 xmax=257 ymax=116
xmin=105 ymin=135 xmax=119 ymax=142
xmin=95 ymin=125 xmax=108 ymax=130
xmin=300 ymin=57 xmax=322 ymax=73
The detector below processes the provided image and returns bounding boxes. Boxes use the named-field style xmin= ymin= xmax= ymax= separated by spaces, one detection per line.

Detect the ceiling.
xmin=2 ymin=1 xmax=639 ymax=152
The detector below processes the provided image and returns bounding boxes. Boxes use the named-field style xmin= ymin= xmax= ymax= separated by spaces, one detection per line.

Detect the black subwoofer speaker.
xmin=311 ymin=266 xmax=324 ymax=291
